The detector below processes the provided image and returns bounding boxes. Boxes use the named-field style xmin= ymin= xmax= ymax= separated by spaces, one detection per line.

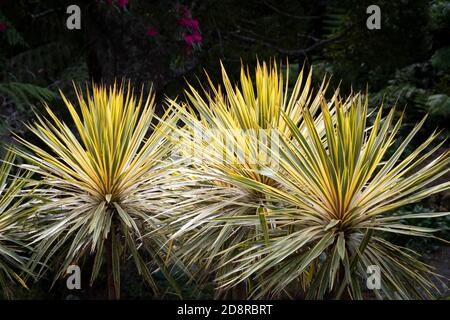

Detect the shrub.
xmin=15 ymin=83 xmax=181 ymax=298
xmin=169 ymin=62 xmax=450 ymax=299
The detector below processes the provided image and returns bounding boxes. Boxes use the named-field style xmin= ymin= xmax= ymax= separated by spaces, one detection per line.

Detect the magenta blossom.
xmin=0 ymin=22 xmax=7 ymax=33
xmin=178 ymin=18 xmax=199 ymax=30
xmin=183 ymin=34 xmax=194 ymax=46
xmin=184 ymin=31 xmax=202 ymax=46
xmin=191 ymin=31 xmax=202 ymax=43
xmin=146 ymin=28 xmax=158 ymax=37
xmin=117 ymin=0 xmax=128 ymax=7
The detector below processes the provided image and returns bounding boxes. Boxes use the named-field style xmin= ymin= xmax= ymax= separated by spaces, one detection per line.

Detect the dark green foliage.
xmin=368 ymin=58 xmax=450 ymax=130
xmin=0 ymin=82 xmax=56 ymax=110
xmin=384 ymin=204 xmax=450 ymax=254
xmin=0 ymin=1 xmax=89 ymax=136
xmin=0 ymin=11 xmax=27 ymax=47
xmin=322 ymin=0 xmax=431 ymax=91
xmin=427 ymin=94 xmax=450 ymax=119
xmin=431 ymin=47 xmax=450 ymax=73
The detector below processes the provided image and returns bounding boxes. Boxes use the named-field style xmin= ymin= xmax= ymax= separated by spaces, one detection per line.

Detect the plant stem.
xmin=105 ymin=227 xmax=118 ymax=299
xmin=335 ymin=228 xmax=373 ymax=300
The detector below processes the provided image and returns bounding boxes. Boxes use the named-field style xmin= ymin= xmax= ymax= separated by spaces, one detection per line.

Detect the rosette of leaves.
xmin=15 ymin=83 xmax=182 ymax=299
xmin=214 ymin=93 xmax=450 ymax=299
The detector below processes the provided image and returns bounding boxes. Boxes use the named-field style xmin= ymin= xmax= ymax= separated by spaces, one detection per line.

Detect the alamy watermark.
xmin=66 ymin=264 xmax=81 ymax=290
xmin=367 ymin=5 xmax=381 ymax=30
xmin=65 ymin=4 xmax=381 ymax=31
xmin=170 ymin=125 xmax=281 ymax=170
xmin=366 ymin=264 xmax=381 ymax=290
xmin=66 ymin=5 xmax=81 ymax=30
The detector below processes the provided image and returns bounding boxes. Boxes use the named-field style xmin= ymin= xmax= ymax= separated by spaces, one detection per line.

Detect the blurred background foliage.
xmin=0 ymin=0 xmax=449 ymax=299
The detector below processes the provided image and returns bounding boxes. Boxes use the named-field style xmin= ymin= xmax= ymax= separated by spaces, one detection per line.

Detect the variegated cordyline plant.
xmin=0 ymin=150 xmax=35 ymax=298
xmin=165 ymin=61 xmax=345 ymax=297
xmin=167 ymin=62 xmax=450 ymax=299
xmin=205 ymin=94 xmax=449 ymax=299
xmin=14 ymin=82 xmax=184 ymax=299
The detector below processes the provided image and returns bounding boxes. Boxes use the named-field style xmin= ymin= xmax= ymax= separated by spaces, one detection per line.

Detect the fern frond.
xmin=0 ymin=82 xmax=56 ymax=109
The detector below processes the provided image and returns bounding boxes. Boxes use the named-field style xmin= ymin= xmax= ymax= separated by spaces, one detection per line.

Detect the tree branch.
xmin=228 ymin=28 xmax=350 ymax=58
xmin=262 ymin=1 xmax=321 ymax=20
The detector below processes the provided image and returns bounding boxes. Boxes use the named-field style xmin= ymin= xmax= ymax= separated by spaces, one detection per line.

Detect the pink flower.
xmin=191 ymin=31 xmax=202 ymax=43
xmin=0 ymin=22 xmax=7 ymax=33
xmin=146 ymin=28 xmax=158 ymax=37
xmin=184 ymin=31 xmax=202 ymax=46
xmin=183 ymin=34 xmax=194 ymax=46
xmin=117 ymin=0 xmax=128 ymax=7
xmin=178 ymin=18 xmax=199 ymax=30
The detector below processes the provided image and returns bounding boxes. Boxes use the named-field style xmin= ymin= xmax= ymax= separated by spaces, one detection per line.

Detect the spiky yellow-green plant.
xmin=166 ymin=60 xmax=450 ymax=299
xmin=213 ymin=93 xmax=450 ymax=299
xmin=15 ymin=83 xmax=181 ymax=299
xmin=0 ymin=151 xmax=34 ymax=298
xmin=165 ymin=61 xmax=340 ymax=296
